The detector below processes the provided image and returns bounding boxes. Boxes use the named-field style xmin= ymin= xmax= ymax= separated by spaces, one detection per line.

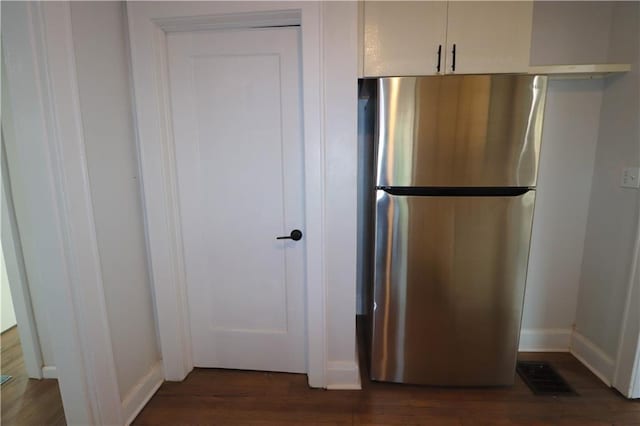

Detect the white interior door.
xmin=167 ymin=27 xmax=306 ymax=373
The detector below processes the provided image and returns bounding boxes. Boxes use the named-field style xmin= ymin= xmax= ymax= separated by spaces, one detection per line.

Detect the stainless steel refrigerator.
xmin=363 ymin=74 xmax=548 ymax=386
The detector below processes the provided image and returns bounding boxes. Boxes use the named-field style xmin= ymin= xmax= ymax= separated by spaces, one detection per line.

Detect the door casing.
xmin=126 ymin=2 xmax=328 ymax=387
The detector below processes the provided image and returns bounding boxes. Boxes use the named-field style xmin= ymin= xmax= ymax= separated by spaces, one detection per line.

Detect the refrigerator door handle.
xmin=378 ymin=187 xmax=533 ymax=197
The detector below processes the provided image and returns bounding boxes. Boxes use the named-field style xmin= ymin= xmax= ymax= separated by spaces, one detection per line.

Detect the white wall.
xmin=523 ymin=4 xmax=640 ymax=384
xmin=1 ymin=245 xmax=17 ymax=333
xmin=519 ymin=1 xmax=615 ymax=350
xmin=323 ymin=1 xmax=360 ymax=388
xmin=521 ymin=80 xmax=603 ymax=348
xmin=575 ymin=1 xmax=640 ymax=361
xmin=529 ymin=1 xmax=613 ymax=66
xmin=69 ymin=2 xmax=160 ymax=397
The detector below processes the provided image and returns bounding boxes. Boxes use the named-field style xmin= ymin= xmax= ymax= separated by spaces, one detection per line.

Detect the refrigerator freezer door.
xmin=376 ymin=75 xmax=547 ymax=188
xmin=371 ymin=189 xmax=535 ymax=385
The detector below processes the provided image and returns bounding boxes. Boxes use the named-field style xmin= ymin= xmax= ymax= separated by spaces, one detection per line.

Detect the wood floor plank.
xmin=4 ymin=318 xmax=639 ymax=426
xmin=0 ymin=327 xmax=65 ymax=426
xmin=133 ymin=324 xmax=640 ymax=425
xmin=6 ymin=320 xmax=633 ymax=425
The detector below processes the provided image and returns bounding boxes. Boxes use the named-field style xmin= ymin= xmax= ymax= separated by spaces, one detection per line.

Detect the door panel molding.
xmin=126 ymin=2 xmax=328 ymax=387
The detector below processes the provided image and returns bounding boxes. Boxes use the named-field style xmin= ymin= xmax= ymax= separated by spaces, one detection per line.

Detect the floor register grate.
xmin=516 ymin=361 xmax=577 ymax=396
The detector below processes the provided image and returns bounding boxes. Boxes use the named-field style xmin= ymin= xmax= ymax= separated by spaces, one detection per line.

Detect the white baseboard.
xmin=122 ymin=361 xmax=164 ymax=425
xmin=570 ymin=331 xmax=615 ymax=386
xmin=41 ymin=366 xmax=57 ymax=379
xmin=326 ymin=361 xmax=361 ymax=390
xmin=518 ymin=328 xmax=572 ymax=352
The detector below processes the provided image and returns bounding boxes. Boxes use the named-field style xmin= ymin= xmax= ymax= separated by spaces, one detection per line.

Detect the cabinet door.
xmin=364 ymin=1 xmax=447 ymax=77
xmin=446 ymin=1 xmax=533 ymax=74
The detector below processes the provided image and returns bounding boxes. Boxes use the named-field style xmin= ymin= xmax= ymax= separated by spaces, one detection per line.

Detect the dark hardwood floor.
xmin=1 ymin=326 xmax=65 ymax=426
xmin=134 ymin=325 xmax=640 ymax=425
xmin=2 ymin=321 xmax=637 ymax=426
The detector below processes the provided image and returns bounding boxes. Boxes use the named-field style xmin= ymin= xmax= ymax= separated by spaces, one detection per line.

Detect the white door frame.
xmin=1 ymin=133 xmax=44 ymax=380
xmin=612 ymin=182 xmax=640 ymax=399
xmin=611 ymin=76 xmax=640 ymax=398
xmin=2 ymin=2 xmax=124 ymax=424
xmin=2 ymin=57 xmax=44 ymax=379
xmin=126 ymin=2 xmax=328 ymax=386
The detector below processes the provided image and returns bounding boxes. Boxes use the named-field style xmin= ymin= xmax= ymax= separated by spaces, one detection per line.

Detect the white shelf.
xmin=528 ymin=63 xmax=631 ymax=79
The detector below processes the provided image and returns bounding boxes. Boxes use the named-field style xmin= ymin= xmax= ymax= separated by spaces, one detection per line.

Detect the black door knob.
xmin=276 ymin=229 xmax=303 ymax=241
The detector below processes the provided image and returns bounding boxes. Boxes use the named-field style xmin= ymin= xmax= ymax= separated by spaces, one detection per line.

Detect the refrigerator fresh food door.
xmin=371 ymin=189 xmax=536 ymax=385
xmin=375 ymin=75 xmax=547 ymax=188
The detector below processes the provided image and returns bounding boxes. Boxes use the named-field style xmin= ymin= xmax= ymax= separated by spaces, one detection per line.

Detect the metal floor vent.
xmin=516 ymin=361 xmax=577 ymax=396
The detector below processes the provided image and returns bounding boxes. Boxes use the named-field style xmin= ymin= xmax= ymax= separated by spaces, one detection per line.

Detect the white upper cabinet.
xmin=362 ymin=1 xmax=534 ymax=77
xmin=446 ymin=2 xmax=533 ymax=74
xmin=364 ymin=2 xmax=447 ymax=77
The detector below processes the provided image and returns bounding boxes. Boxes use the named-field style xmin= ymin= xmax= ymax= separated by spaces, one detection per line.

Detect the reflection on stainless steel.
xmin=371 ymin=190 xmax=536 ymax=385
xmin=376 ymin=75 xmax=547 ymax=188
xmin=364 ymin=74 xmax=548 ymax=386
